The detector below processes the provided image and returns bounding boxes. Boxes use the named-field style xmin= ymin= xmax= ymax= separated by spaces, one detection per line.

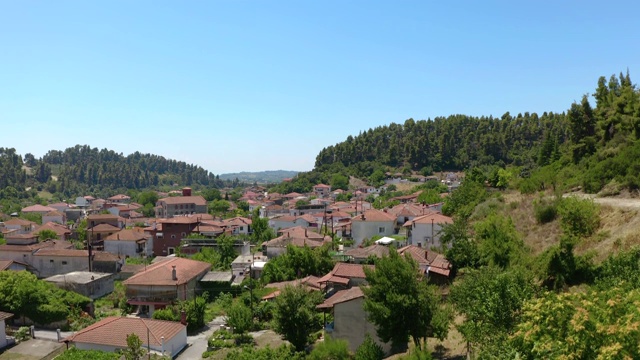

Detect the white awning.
xmin=375 ymin=236 xmax=396 ymax=245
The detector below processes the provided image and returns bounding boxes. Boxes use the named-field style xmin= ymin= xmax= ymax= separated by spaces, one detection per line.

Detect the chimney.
xmin=360 ymin=214 xmax=365 ymax=220
xmin=383 ymin=209 xmax=387 ymax=213
xmin=172 ymin=265 xmax=177 ymax=281
xmin=305 ymin=228 xmax=308 ymax=237
xmin=182 ymin=187 xmax=192 ymax=197
xmin=425 ymin=251 xmax=428 ymax=260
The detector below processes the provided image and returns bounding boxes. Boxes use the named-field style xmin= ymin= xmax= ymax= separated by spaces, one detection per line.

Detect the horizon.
xmin=2 ymin=1 xmax=639 ymax=173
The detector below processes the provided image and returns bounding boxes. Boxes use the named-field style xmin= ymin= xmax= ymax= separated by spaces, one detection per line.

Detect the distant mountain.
xmin=218 ymin=170 xmax=299 ymax=184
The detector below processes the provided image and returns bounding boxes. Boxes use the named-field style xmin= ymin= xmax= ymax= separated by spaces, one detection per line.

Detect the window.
xmin=378 ymin=227 xmax=386 ymax=233
xmin=62 ymin=261 xmax=68 ymax=265
xmin=181 ymin=232 xmax=186 ymax=237
xmin=168 ymin=247 xmax=175 ymax=255
xmin=171 ymin=235 xmax=176 ymax=239
xmin=50 ymin=260 xmax=54 ymax=263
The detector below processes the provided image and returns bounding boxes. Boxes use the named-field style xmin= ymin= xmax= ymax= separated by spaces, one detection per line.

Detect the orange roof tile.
xmin=123 ymin=257 xmax=210 ymax=286
xmin=64 ymin=317 xmax=185 ymax=348
xmin=158 ymin=196 xmax=206 ymax=206
xmin=352 ymin=209 xmax=396 ymax=223
xmin=317 ymin=287 xmax=364 ymax=309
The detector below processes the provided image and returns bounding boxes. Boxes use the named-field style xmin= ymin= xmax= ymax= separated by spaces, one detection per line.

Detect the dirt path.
xmin=564 ymin=192 xmax=640 ymax=209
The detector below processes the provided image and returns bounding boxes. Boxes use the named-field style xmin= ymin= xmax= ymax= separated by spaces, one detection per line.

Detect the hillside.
xmin=0 ymin=145 xmax=226 ymax=202
xmin=218 ymin=170 xmax=299 ymax=184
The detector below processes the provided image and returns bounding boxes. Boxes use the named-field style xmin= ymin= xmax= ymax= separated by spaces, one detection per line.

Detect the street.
xmin=176 ymin=316 xmax=226 ymax=360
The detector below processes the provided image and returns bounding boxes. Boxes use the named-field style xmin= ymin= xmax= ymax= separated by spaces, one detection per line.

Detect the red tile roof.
xmin=107 ymin=194 xmax=131 ymax=201
xmin=21 ymin=204 xmax=57 ymax=213
xmin=318 ymin=263 xmax=374 ymax=283
xmin=64 ymin=317 xmax=185 ymax=348
xmin=397 ymin=245 xmax=451 ymax=277
xmin=3 ymin=218 xmax=37 ymax=226
xmin=89 ymin=223 xmax=121 ymax=232
xmin=344 ymin=244 xmax=390 ymax=259
xmin=87 ymin=214 xmax=119 ymax=221
xmin=266 ymin=276 xmax=323 ymax=292
xmin=0 ymin=240 xmax=73 ymax=252
xmin=0 ymin=311 xmax=14 ymax=321
xmin=158 ymin=196 xmax=207 ymax=206
xmin=317 ymin=287 xmax=364 ymax=309
xmin=352 ymin=209 xmax=396 ymax=223
xmin=263 ymin=226 xmax=331 ymax=249
xmin=36 ymin=222 xmax=72 ymax=236
xmin=105 ymin=229 xmax=150 ymax=242
xmin=403 ymin=213 xmax=453 ymax=226
xmin=123 ymin=257 xmax=211 ymax=286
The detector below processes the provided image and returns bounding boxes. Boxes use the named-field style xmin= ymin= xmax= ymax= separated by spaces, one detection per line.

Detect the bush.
xmin=14 ymin=326 xmax=31 ymax=342
xmin=152 ymin=307 xmax=180 ymax=322
xmin=355 ymin=334 xmax=384 ymax=360
xmin=533 ymin=198 xmax=558 ymax=224
xmin=558 ymin=197 xmax=600 ymax=238
xmin=307 ymin=335 xmax=351 ymax=360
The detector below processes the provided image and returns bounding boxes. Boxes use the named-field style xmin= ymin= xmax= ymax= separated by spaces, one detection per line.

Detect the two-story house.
xmin=155 ymin=195 xmax=207 ymax=218
xmin=104 ymin=229 xmax=153 ymax=258
xmin=313 ymin=184 xmax=332 ymax=198
xmin=350 ymin=209 xmax=396 ymax=247
xmin=403 ymin=212 xmax=453 ymax=249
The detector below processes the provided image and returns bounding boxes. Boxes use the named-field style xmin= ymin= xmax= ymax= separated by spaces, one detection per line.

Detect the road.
xmin=564 ymin=192 xmax=640 ymax=209
xmin=176 ymin=316 xmax=226 ymax=360
xmin=33 ymin=328 xmax=73 ymax=342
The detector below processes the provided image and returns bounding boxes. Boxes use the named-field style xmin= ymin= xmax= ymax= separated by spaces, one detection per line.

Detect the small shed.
xmin=45 ymin=271 xmax=115 ymax=300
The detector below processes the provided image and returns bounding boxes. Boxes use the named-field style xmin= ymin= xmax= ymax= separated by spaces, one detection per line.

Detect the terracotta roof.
xmin=3 ymin=218 xmax=37 ymax=226
xmin=0 ymin=311 xmax=14 ymax=321
xmin=352 ymin=209 xmax=396 ymax=223
xmin=0 ymin=240 xmax=73 ymax=252
xmin=318 ymin=263 xmax=373 ymax=283
xmin=21 ymin=204 xmax=57 ymax=213
xmin=297 ymin=214 xmax=317 ymax=223
xmin=158 ymin=196 xmax=207 ymax=206
xmin=388 ymin=203 xmax=431 ymax=218
xmin=0 ymin=260 xmax=29 ymax=271
xmin=263 ymin=226 xmax=331 ymax=248
xmin=4 ymin=233 xmax=38 ymax=240
xmin=36 ymin=222 xmax=72 ymax=236
xmin=262 ymin=290 xmax=280 ymax=300
xmin=105 ymin=229 xmax=150 ymax=242
xmin=317 ymin=287 xmax=364 ymax=309
xmin=64 ymin=317 xmax=185 ymax=348
xmin=272 ymin=215 xmax=296 ymax=222
xmin=107 ymin=194 xmax=131 ymax=201
xmin=397 ymin=245 xmax=451 ymax=277
xmin=89 ymin=224 xmax=121 ymax=232
xmin=44 ymin=210 xmax=64 ymax=217
xmin=34 ymin=249 xmax=120 ymax=261
xmin=123 ymin=257 xmax=211 ymax=286
xmin=403 ymin=213 xmax=453 ymax=227
xmin=344 ymin=244 xmax=390 ymax=259
xmin=223 ymin=217 xmax=252 ymax=226
xmin=158 ymin=217 xmax=201 ymax=224
xmin=314 ymin=184 xmax=331 ymax=188
xmin=88 ymin=214 xmax=119 ymax=221
xmin=283 ymin=192 xmax=302 ymax=198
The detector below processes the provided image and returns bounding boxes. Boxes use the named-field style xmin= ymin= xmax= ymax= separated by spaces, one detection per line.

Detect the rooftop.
xmin=123 ymin=257 xmax=211 ymax=286
xmin=64 ymin=317 xmax=185 ymax=348
xmin=45 ymin=271 xmax=113 ymax=284
xmin=317 ymin=287 xmax=364 ymax=309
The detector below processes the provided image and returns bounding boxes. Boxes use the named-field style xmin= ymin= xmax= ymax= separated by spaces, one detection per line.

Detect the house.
xmin=313 ymin=184 xmax=332 ymax=198
xmin=148 ymin=216 xmax=202 ymax=256
xmin=318 ymin=262 xmax=373 ymax=288
xmin=403 ymin=212 xmax=453 ymax=249
xmin=222 ymin=217 xmax=252 ymax=235
xmin=231 ymin=254 xmax=268 ymax=280
xmin=317 ymin=287 xmax=391 ymax=354
xmin=155 ymin=189 xmax=207 ymax=218
xmin=45 ymin=271 xmax=115 ymax=300
xmin=3 ymin=218 xmax=37 ymax=234
xmin=0 ymin=312 xmax=15 ymax=350
xmin=123 ymin=257 xmax=211 ymax=316
xmin=350 ymin=209 xmax=396 ymax=247
xmin=48 ymin=202 xmax=72 ymax=213
xmin=344 ymin=244 xmax=390 ymax=264
xmin=262 ymin=226 xmax=331 ymax=258
xmin=33 ymin=249 xmax=122 ymax=278
xmin=42 ymin=210 xmax=66 ymax=225
xmin=265 ymin=275 xmax=323 ymax=293
xmin=104 ymin=229 xmax=153 ymax=258
xmin=21 ymin=204 xmax=57 ymax=215
xmin=0 ymin=240 xmax=74 ymax=269
xmin=107 ymin=194 xmax=131 ymax=204
xmin=4 ymin=232 xmax=39 ymax=245
xmin=397 ymin=245 xmax=451 ymax=284
xmin=387 ymin=203 xmax=431 ymax=227
xmin=36 ymin=222 xmax=72 ymax=241
xmin=63 ymin=317 xmax=187 ymax=358
xmin=0 ymin=260 xmax=30 ymax=272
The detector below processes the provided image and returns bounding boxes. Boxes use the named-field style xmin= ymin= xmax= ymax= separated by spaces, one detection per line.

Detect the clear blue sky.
xmin=1 ymin=1 xmax=639 ymax=174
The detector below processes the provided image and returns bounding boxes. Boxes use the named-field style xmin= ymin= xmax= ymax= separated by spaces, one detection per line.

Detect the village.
xmin=0 ymin=172 xmax=462 ymax=359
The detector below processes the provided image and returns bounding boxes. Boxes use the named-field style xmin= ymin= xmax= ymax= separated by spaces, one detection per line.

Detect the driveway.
xmin=33 ymin=328 xmax=73 ymax=342
xmin=176 ymin=316 xmax=226 ymax=360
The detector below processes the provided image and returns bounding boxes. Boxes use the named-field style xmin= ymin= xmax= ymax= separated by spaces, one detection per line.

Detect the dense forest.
xmin=0 ymin=145 xmax=230 ymax=203
xmin=271 ymin=71 xmax=640 ymax=196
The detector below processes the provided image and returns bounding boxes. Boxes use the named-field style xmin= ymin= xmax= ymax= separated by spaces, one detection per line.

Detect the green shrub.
xmin=152 ymin=307 xmax=180 ymax=322
xmin=14 ymin=326 xmax=31 ymax=342
xmin=533 ymin=198 xmax=558 ymax=224
xmin=307 ymin=335 xmax=351 ymax=360
xmin=558 ymin=197 xmax=600 ymax=238
xmin=355 ymin=334 xmax=384 ymax=360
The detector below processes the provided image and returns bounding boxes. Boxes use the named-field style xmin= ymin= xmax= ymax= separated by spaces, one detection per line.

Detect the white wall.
xmin=410 ymin=223 xmax=446 ymax=249
xmin=332 ymin=297 xmax=391 ymax=355
xmin=34 ymin=256 xmax=89 ymax=278
xmin=0 ymin=319 xmax=7 ymax=349
xmin=351 ymin=220 xmax=394 ymax=247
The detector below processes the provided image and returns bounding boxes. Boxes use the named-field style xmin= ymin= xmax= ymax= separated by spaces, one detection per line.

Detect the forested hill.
xmin=315 ymin=112 xmax=568 ymax=172
xmin=272 ymin=71 xmax=639 ymax=195
xmin=0 ymin=145 xmax=224 ymax=199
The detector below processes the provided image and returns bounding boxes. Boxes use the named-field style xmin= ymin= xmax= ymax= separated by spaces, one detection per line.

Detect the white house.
xmin=0 ymin=312 xmax=14 ymax=350
xmin=350 ymin=209 xmax=396 ymax=247
xmin=104 ymin=229 xmax=153 ymax=258
xmin=63 ymin=317 xmax=187 ymax=358
xmin=403 ymin=212 xmax=453 ymax=249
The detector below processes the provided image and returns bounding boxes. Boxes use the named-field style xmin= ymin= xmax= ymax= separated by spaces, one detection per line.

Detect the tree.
xmin=439 ymin=218 xmax=480 ymax=272
xmin=251 ymin=208 xmax=275 ymax=244
xmin=272 ymin=285 xmax=323 ymax=351
xmin=216 ymin=235 xmax=238 ymax=269
xmin=209 ymin=200 xmax=230 ymax=214
xmin=330 ymin=173 xmax=349 ymax=191
xmin=36 ymin=229 xmax=59 ymax=241
xmin=363 ymin=248 xmax=444 ymax=352
xmin=355 ymin=334 xmax=385 ymax=360
xmin=416 ymin=189 xmax=440 ymax=205
xmin=474 ymin=214 xmax=523 ymax=269
xmin=450 ymin=267 xmax=536 ymax=356
xmin=136 ymin=191 xmax=158 ymax=208
xmin=225 ymin=302 xmax=252 ymax=335
xmin=121 ymin=333 xmax=145 ymax=360
xmin=202 ymin=188 xmax=222 ymax=201
xmin=261 ymin=245 xmax=334 ymax=284
xmin=557 ymin=196 xmax=600 ymax=238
